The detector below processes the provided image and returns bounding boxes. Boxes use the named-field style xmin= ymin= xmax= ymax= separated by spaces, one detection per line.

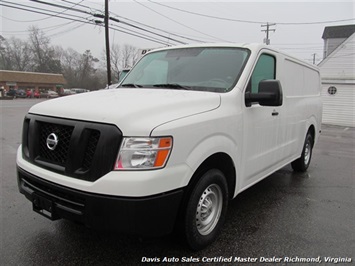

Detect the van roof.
xmin=147 ymin=43 xmax=318 ymax=70
xmin=150 ymin=43 xmax=264 ymax=51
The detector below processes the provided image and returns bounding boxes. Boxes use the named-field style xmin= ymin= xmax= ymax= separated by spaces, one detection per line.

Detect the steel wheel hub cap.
xmin=304 ymin=142 xmax=311 ymax=165
xmin=196 ymin=184 xmax=223 ymax=235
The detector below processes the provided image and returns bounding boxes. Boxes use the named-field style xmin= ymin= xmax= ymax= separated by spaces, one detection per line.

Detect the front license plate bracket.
xmin=32 ymin=193 xmax=59 ymax=220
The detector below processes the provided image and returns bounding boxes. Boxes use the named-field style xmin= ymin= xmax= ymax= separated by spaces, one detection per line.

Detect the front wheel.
xmin=183 ymin=169 xmax=228 ymax=250
xmin=291 ymin=132 xmax=314 ymax=172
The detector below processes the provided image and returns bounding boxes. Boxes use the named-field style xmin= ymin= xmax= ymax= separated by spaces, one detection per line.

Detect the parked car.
xmin=16 ymin=89 xmax=27 ymax=98
xmin=41 ymin=90 xmax=59 ymax=98
xmin=26 ymin=90 xmax=40 ymax=98
xmin=61 ymin=89 xmax=76 ymax=96
xmin=70 ymin=88 xmax=89 ymax=94
xmin=7 ymin=89 xmax=26 ymax=98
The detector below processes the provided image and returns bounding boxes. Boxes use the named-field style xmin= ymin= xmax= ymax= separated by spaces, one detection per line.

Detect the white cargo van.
xmin=17 ymin=44 xmax=322 ymax=250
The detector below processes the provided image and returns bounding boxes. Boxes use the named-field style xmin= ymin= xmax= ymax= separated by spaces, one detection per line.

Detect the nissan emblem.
xmin=46 ymin=133 xmax=59 ymax=151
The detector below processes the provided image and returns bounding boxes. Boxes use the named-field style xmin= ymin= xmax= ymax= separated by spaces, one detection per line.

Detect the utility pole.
xmin=312 ymin=53 xmax=316 ymax=64
xmin=261 ymin=23 xmax=276 ymax=45
xmin=105 ymin=0 xmax=112 ymax=85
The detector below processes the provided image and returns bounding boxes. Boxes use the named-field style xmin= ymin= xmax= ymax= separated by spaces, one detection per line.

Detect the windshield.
xmin=120 ymin=47 xmax=250 ymax=93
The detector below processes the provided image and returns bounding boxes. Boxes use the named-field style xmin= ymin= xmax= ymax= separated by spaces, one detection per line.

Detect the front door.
xmin=241 ymin=53 xmax=282 ymax=187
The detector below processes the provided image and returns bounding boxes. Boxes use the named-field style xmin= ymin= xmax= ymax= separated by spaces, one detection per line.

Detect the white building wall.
xmin=321 ymin=83 xmax=355 ymax=127
xmin=323 ymin=38 xmax=346 ymax=59
xmin=320 ymin=33 xmax=355 ymax=127
xmin=320 ymin=34 xmax=355 ymax=80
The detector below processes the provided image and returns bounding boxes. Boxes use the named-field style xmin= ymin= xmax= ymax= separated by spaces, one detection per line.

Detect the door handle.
xmin=272 ymin=110 xmax=279 ymax=116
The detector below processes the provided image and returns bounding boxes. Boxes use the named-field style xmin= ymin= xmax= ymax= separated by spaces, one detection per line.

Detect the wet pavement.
xmin=1 ymin=99 xmax=354 ymax=265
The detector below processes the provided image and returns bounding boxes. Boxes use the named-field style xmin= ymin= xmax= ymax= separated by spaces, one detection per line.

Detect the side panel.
xmin=279 ymin=58 xmax=322 ymax=160
xmin=239 ymin=50 xmax=322 ymax=193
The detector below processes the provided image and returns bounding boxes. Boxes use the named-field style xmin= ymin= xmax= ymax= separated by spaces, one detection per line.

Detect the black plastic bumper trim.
xmin=17 ymin=166 xmax=184 ymax=236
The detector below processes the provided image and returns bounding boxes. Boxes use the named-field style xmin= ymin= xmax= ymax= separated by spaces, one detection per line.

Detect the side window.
xmin=248 ymin=54 xmax=276 ymax=93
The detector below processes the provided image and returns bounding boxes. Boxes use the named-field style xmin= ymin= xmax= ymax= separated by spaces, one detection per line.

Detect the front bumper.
xmin=17 ymin=166 xmax=184 ymax=237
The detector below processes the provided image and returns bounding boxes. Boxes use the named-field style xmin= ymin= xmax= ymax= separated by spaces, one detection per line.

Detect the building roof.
xmin=322 ymin=24 xmax=355 ymax=39
xmin=0 ymin=70 xmax=66 ymax=84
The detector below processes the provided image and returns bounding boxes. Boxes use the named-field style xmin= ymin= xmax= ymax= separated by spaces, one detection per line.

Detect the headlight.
xmin=114 ymin=137 xmax=173 ymax=170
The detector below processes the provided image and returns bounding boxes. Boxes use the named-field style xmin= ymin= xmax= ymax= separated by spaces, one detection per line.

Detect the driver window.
xmin=247 ymin=54 xmax=275 ymax=93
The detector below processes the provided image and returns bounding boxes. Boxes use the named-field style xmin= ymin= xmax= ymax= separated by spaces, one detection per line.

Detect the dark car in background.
xmin=6 ymin=89 xmax=26 ymax=98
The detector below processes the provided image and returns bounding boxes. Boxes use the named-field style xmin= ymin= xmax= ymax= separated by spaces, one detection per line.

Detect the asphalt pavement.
xmin=1 ymin=99 xmax=354 ymax=265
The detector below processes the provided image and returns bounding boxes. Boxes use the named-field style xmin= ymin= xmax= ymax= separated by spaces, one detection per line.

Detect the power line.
xmin=0 ymin=20 xmax=78 ymax=33
xmin=147 ymin=0 xmax=355 ymax=25
xmin=47 ymin=22 xmax=85 ymax=38
xmin=27 ymin=0 xmax=189 ymax=45
xmin=109 ymin=13 xmax=206 ymax=43
xmin=146 ymin=0 xmax=263 ymax=24
xmin=65 ymin=0 xmax=219 ymax=43
xmin=29 ymin=0 xmax=91 ymax=16
xmin=0 ymin=2 xmax=96 ymax=25
xmin=100 ymin=14 xmax=187 ymax=45
xmin=1 ymin=1 xmax=185 ymax=46
xmin=132 ymin=0 xmax=229 ymax=42
xmin=109 ymin=25 xmax=171 ymax=46
xmin=1 ymin=0 xmax=90 ymax=22
xmin=25 ymin=0 xmax=214 ymax=44
xmin=0 ymin=2 xmax=173 ymax=45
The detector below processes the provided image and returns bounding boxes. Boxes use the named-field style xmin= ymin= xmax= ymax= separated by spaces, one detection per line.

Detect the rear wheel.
xmin=291 ymin=131 xmax=314 ymax=172
xmin=183 ymin=169 xmax=228 ymax=250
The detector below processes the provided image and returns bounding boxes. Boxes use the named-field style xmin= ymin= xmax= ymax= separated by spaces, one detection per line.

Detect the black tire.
xmin=183 ymin=169 xmax=228 ymax=250
xmin=291 ymin=132 xmax=314 ymax=172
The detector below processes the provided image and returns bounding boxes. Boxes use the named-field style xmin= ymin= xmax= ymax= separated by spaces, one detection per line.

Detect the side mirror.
xmin=245 ymin=79 xmax=283 ymax=107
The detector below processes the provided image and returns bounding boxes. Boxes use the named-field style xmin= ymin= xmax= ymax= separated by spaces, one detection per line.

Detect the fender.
xmin=183 ymin=133 xmax=240 ymax=197
xmin=306 ymin=114 xmax=321 ymax=144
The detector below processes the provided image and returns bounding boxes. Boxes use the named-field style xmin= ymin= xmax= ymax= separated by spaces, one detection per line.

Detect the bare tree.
xmin=121 ymin=44 xmax=138 ymax=69
xmin=9 ymin=37 xmax=32 ymax=71
xmin=56 ymin=47 xmax=81 ymax=87
xmin=0 ymin=36 xmax=31 ymax=71
xmin=0 ymin=36 xmax=13 ymax=70
xmin=1 ymin=25 xmax=108 ymax=90
xmin=28 ymin=26 xmax=62 ymax=73
xmin=101 ymin=44 xmax=138 ymax=83
xmin=110 ymin=44 xmax=121 ymax=82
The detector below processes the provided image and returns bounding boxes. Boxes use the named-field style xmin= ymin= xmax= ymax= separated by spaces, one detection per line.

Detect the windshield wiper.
xmin=151 ymin=83 xmax=190 ymax=90
xmin=121 ymin=83 xmax=142 ymax=88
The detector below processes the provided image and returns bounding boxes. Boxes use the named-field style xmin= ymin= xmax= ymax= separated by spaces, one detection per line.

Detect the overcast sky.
xmin=1 ymin=0 xmax=354 ymax=64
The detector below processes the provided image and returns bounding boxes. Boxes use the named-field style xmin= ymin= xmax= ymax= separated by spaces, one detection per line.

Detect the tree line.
xmin=0 ymin=26 xmax=139 ymax=90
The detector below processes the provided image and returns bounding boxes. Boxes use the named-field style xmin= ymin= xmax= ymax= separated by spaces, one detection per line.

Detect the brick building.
xmin=0 ymin=70 xmax=66 ymax=93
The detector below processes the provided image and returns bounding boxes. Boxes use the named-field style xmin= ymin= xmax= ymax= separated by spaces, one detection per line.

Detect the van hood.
xmin=29 ymin=88 xmax=221 ymax=135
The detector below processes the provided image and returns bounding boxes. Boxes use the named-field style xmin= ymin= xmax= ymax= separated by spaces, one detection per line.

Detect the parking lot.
xmin=1 ymin=99 xmax=354 ymax=265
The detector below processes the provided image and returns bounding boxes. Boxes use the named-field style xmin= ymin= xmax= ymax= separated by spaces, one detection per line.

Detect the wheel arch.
xmin=306 ymin=115 xmax=320 ymax=146
xmin=308 ymin=124 xmax=315 ymax=146
xmin=185 ymin=152 xmax=236 ymax=202
xmin=175 ymin=152 xmax=236 ymax=242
